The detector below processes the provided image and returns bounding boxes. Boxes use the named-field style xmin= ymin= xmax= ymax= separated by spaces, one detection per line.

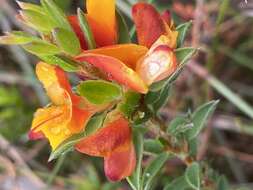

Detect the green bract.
xmin=78 ymin=80 xmax=122 ymax=105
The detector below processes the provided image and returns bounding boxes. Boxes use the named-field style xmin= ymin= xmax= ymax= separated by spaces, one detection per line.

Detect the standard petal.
xmin=75 ymin=114 xmax=132 ymax=157
xmin=80 ymin=44 xmax=148 ymax=69
xmin=36 ymin=62 xmax=72 ymax=93
xmin=68 ymin=15 xmax=88 ymax=50
xmin=31 ymin=104 xmax=72 ymax=149
xmin=132 ymin=3 xmax=166 ymax=48
xmin=136 ymin=35 xmax=178 ymax=85
xmin=76 ymin=53 xmax=148 ymax=93
xmin=104 ymin=141 xmax=136 ymax=181
xmin=86 ymin=0 xmax=117 ymax=46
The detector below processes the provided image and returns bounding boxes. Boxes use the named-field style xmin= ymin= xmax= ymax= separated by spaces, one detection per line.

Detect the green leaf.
xmin=78 ymin=80 xmax=122 ymax=105
xmin=23 ymin=41 xmax=61 ymax=56
xmin=145 ymin=83 xmax=171 ymax=113
xmin=20 ymin=9 xmax=55 ymax=32
xmin=167 ymin=115 xmax=193 ymax=136
xmin=187 ymin=100 xmax=219 ymax=140
xmin=41 ymin=0 xmax=72 ymax=31
xmin=85 ymin=112 xmax=106 ymax=136
xmin=54 ymin=0 xmax=72 ymax=11
xmin=217 ymin=175 xmax=229 ymax=190
xmin=116 ymin=9 xmax=131 ymax=43
xmin=142 ymin=153 xmax=169 ymax=190
xmin=144 ymin=139 xmax=164 ymax=154
xmin=49 ymin=112 xmax=105 ymax=161
xmin=77 ymin=8 xmax=96 ymax=49
xmin=0 ymin=31 xmax=36 ymax=45
xmin=39 ymin=55 xmax=79 ymax=72
xmin=127 ymin=130 xmax=144 ymax=190
xmin=152 ymin=84 xmax=171 ymax=112
xmin=53 ymin=27 xmax=81 ymax=55
xmin=17 ymin=1 xmax=44 ymax=13
xmin=176 ymin=21 xmax=192 ymax=47
xmin=48 ymin=132 xmax=84 ymax=161
xmin=149 ymin=47 xmax=197 ymax=91
xmin=188 ymin=138 xmax=198 ymax=157
xmin=185 ymin=162 xmax=201 ymax=190
xmin=118 ymin=91 xmax=141 ymax=118
xmin=163 ymin=176 xmax=189 ymax=190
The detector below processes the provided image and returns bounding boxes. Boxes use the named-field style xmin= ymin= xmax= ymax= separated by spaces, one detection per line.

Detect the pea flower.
xmin=29 ymin=62 xmax=105 ymax=150
xmin=0 ymin=0 xmax=179 ymax=182
xmin=75 ymin=1 xmax=178 ymax=92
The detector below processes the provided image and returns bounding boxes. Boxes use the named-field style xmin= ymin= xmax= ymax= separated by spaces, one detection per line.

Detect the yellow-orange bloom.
xmin=30 ymin=62 xmax=97 ymax=150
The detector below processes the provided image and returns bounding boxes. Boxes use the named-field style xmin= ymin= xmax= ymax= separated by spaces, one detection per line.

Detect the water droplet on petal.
xmin=64 ymin=129 xmax=71 ymax=135
xmin=50 ymin=127 xmax=61 ymax=135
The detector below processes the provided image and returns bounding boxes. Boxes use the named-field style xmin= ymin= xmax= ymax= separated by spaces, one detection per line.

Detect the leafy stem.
xmin=146 ymin=117 xmax=195 ymax=166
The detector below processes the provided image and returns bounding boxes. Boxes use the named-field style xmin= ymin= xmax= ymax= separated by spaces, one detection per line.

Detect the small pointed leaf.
xmin=142 ymin=153 xmax=169 ymax=190
xmin=118 ymin=91 xmax=141 ymax=118
xmin=53 ymin=27 xmax=81 ymax=55
xmin=145 ymin=83 xmax=171 ymax=113
xmin=127 ymin=130 xmax=144 ymax=190
xmin=17 ymin=1 xmax=44 ymax=13
xmin=39 ymin=55 xmax=79 ymax=72
xmin=41 ymin=0 xmax=72 ymax=30
xmin=78 ymin=80 xmax=122 ymax=105
xmin=0 ymin=31 xmax=35 ymax=45
xmin=23 ymin=41 xmax=61 ymax=56
xmin=116 ymin=9 xmax=131 ymax=44
xmin=185 ymin=162 xmax=201 ymax=190
xmin=20 ymin=10 xmax=56 ymax=32
xmin=144 ymin=139 xmax=164 ymax=154
xmin=187 ymin=100 xmax=219 ymax=140
xmin=77 ymin=8 xmax=96 ymax=49
xmin=176 ymin=21 xmax=192 ymax=47
xmin=217 ymin=175 xmax=229 ymax=190
xmin=163 ymin=176 xmax=189 ymax=190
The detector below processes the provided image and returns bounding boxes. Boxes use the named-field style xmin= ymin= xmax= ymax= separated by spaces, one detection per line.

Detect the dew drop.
xmin=64 ymin=129 xmax=71 ymax=135
xmin=50 ymin=127 xmax=61 ymax=135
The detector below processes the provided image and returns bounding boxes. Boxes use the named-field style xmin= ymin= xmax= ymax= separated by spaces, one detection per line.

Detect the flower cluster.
xmin=0 ymin=0 xmax=179 ymax=181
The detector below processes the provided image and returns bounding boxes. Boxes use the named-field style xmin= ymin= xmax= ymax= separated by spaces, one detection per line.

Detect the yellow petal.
xmin=36 ymin=62 xmax=58 ymax=89
xmin=31 ymin=104 xmax=72 ymax=150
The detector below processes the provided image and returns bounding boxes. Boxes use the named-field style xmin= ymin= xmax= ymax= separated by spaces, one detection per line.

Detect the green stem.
xmin=46 ymin=154 xmax=66 ymax=186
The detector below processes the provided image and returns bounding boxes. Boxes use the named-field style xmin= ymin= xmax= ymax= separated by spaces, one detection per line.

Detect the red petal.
xmin=132 ymin=3 xmax=166 ymax=48
xmin=28 ymin=130 xmax=45 ymax=140
xmin=75 ymin=115 xmax=131 ymax=157
xmin=161 ymin=10 xmax=171 ymax=25
xmin=68 ymin=16 xmax=88 ymax=50
xmin=76 ymin=53 xmax=148 ymax=93
xmin=104 ymin=142 xmax=136 ymax=181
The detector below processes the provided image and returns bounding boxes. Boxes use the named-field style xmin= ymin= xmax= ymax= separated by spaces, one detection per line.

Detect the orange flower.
xmin=28 ymin=1 xmax=179 ymax=182
xmin=132 ymin=3 xmax=178 ymax=49
xmin=29 ymin=62 xmax=100 ymax=150
xmin=75 ymin=111 xmax=136 ymax=181
xmin=73 ymin=2 xmax=178 ymax=93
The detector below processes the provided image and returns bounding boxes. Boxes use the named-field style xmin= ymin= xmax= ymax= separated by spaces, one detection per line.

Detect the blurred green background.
xmin=0 ymin=0 xmax=253 ymax=189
